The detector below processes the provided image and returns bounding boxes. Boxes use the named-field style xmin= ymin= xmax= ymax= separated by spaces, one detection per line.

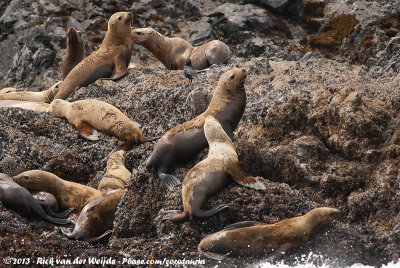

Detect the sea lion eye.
xmin=136 ymin=31 xmax=142 ymax=35
xmin=230 ymin=74 xmax=235 ymax=80
xmin=23 ymin=176 xmax=29 ymax=180
xmin=118 ymin=16 xmax=122 ymax=21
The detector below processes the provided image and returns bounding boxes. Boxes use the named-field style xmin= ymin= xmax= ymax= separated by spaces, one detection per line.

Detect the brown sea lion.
xmin=0 ymin=174 xmax=72 ymax=225
xmin=60 ymin=189 xmax=124 ymax=243
xmin=13 ymin=170 xmax=102 ymax=212
xmin=131 ymin=28 xmax=230 ymax=70
xmin=146 ymin=68 xmax=248 ymax=190
xmin=50 ymin=99 xmax=155 ymax=149
xmin=62 ymin=27 xmax=85 ymax=80
xmin=162 ymin=115 xmax=265 ymax=221
xmin=54 ymin=12 xmax=134 ymax=99
xmin=198 ymin=207 xmax=341 ymax=261
xmin=98 ymin=150 xmax=131 ymax=196
xmin=0 ymin=81 xmax=61 ymax=103
xmin=0 ymin=100 xmax=50 ymax=112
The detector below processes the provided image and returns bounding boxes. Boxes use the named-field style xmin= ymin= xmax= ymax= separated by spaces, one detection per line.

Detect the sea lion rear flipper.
xmin=49 ymin=208 xmax=76 ymax=218
xmin=223 ymin=221 xmax=265 ymax=231
xmin=194 ymin=204 xmax=236 ymax=218
xmin=60 ymin=226 xmax=75 ymax=238
xmin=158 ymin=172 xmax=181 ymax=191
xmin=84 ymin=230 xmax=112 ymax=243
xmin=76 ymin=122 xmax=100 ymax=141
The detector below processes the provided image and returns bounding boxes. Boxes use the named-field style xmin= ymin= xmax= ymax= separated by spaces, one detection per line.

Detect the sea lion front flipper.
xmin=158 ymin=172 xmax=181 ymax=191
xmin=228 ymin=164 xmax=266 ymax=190
xmin=223 ymin=221 xmax=265 ymax=231
xmin=194 ymin=204 xmax=236 ymax=218
xmin=161 ymin=210 xmax=188 ymax=222
xmin=109 ymin=54 xmax=128 ymax=81
xmin=76 ymin=122 xmax=100 ymax=141
xmin=262 ymin=243 xmax=293 ymax=262
xmin=198 ymin=248 xmax=229 ymax=261
xmin=84 ymin=230 xmax=113 ymax=243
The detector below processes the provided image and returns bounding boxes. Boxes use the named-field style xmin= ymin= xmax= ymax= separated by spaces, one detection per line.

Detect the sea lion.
xmin=13 ymin=170 xmax=103 ymax=212
xmin=98 ymin=150 xmax=131 ymax=196
xmin=146 ymin=68 xmax=248 ymax=190
xmin=162 ymin=115 xmax=265 ymax=221
xmin=0 ymin=100 xmax=50 ymax=112
xmin=54 ymin=12 xmax=134 ymax=99
xmin=62 ymin=27 xmax=85 ymax=80
xmin=0 ymin=87 xmax=18 ymax=94
xmin=60 ymin=189 xmax=124 ymax=243
xmin=32 ymin=191 xmax=59 ymax=212
xmin=0 ymin=175 xmax=72 ymax=225
xmin=198 ymin=207 xmax=341 ymax=261
xmin=50 ymin=99 xmax=155 ymax=148
xmin=0 ymin=81 xmax=61 ymax=103
xmin=131 ymin=28 xmax=230 ymax=70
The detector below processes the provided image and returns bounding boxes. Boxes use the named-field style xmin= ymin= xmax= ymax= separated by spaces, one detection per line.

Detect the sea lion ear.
xmin=118 ymin=16 xmax=122 ymax=21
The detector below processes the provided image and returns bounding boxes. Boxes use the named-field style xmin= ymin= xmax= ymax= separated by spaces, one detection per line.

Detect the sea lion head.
xmin=47 ymin=81 xmax=62 ymax=100
xmin=50 ymin=99 xmax=70 ymax=117
xmin=107 ymin=150 xmax=126 ymax=168
xmin=0 ymin=87 xmax=19 ymax=94
xmin=108 ymin=12 xmax=133 ymax=38
xmin=218 ymin=68 xmax=247 ymax=95
xmin=14 ymin=170 xmax=54 ymax=190
xmin=131 ymin=28 xmax=157 ymax=46
xmin=308 ymin=207 xmax=341 ymax=227
xmin=67 ymin=27 xmax=82 ymax=45
xmin=204 ymin=115 xmax=232 ymax=145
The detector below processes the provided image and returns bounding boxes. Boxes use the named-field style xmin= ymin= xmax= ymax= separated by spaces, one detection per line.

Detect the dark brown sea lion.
xmin=162 ymin=115 xmax=265 ymax=221
xmin=131 ymin=28 xmax=230 ymax=70
xmin=54 ymin=12 xmax=134 ymax=99
xmin=146 ymin=68 xmax=247 ymax=190
xmin=62 ymin=27 xmax=85 ymax=80
xmin=60 ymin=189 xmax=124 ymax=243
xmin=50 ymin=99 xmax=156 ymax=149
xmin=198 ymin=207 xmax=341 ymax=261
xmin=0 ymin=174 xmax=72 ymax=225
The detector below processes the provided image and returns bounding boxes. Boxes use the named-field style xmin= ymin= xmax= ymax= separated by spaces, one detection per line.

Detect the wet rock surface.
xmin=1 ymin=0 xmax=400 ymax=267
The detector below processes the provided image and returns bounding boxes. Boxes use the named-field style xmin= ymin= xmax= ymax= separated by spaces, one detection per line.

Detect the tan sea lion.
xmin=13 ymin=170 xmax=102 ymax=212
xmin=162 ymin=115 xmax=265 ymax=221
xmin=50 ymin=99 xmax=155 ymax=148
xmin=0 ymin=100 xmax=50 ymax=112
xmin=131 ymin=28 xmax=230 ymax=70
xmin=198 ymin=207 xmax=341 ymax=261
xmin=98 ymin=150 xmax=131 ymax=196
xmin=60 ymin=189 xmax=124 ymax=243
xmin=0 ymin=87 xmax=18 ymax=93
xmin=146 ymin=68 xmax=248 ymax=190
xmin=0 ymin=81 xmax=61 ymax=103
xmin=54 ymin=12 xmax=134 ymax=99
xmin=0 ymin=174 xmax=72 ymax=225
xmin=62 ymin=27 xmax=85 ymax=80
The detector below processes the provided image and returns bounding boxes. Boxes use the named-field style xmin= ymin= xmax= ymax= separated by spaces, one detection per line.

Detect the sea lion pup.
xmin=131 ymin=28 xmax=230 ymax=70
xmin=146 ymin=68 xmax=248 ymax=190
xmin=13 ymin=170 xmax=103 ymax=212
xmin=0 ymin=100 xmax=50 ymax=112
xmin=50 ymin=99 xmax=155 ymax=149
xmin=98 ymin=150 xmax=131 ymax=196
xmin=0 ymin=81 xmax=61 ymax=103
xmin=54 ymin=12 xmax=134 ymax=99
xmin=0 ymin=176 xmax=72 ymax=225
xmin=162 ymin=115 xmax=266 ymax=221
xmin=198 ymin=207 xmax=341 ymax=261
xmin=32 ymin=191 xmax=75 ymax=218
xmin=60 ymin=189 xmax=124 ymax=243
xmin=0 ymin=87 xmax=18 ymax=93
xmin=62 ymin=27 xmax=85 ymax=80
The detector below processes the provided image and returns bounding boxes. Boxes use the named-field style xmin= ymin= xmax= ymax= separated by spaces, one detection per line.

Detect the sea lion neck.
xmin=142 ymin=31 xmax=173 ymax=63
